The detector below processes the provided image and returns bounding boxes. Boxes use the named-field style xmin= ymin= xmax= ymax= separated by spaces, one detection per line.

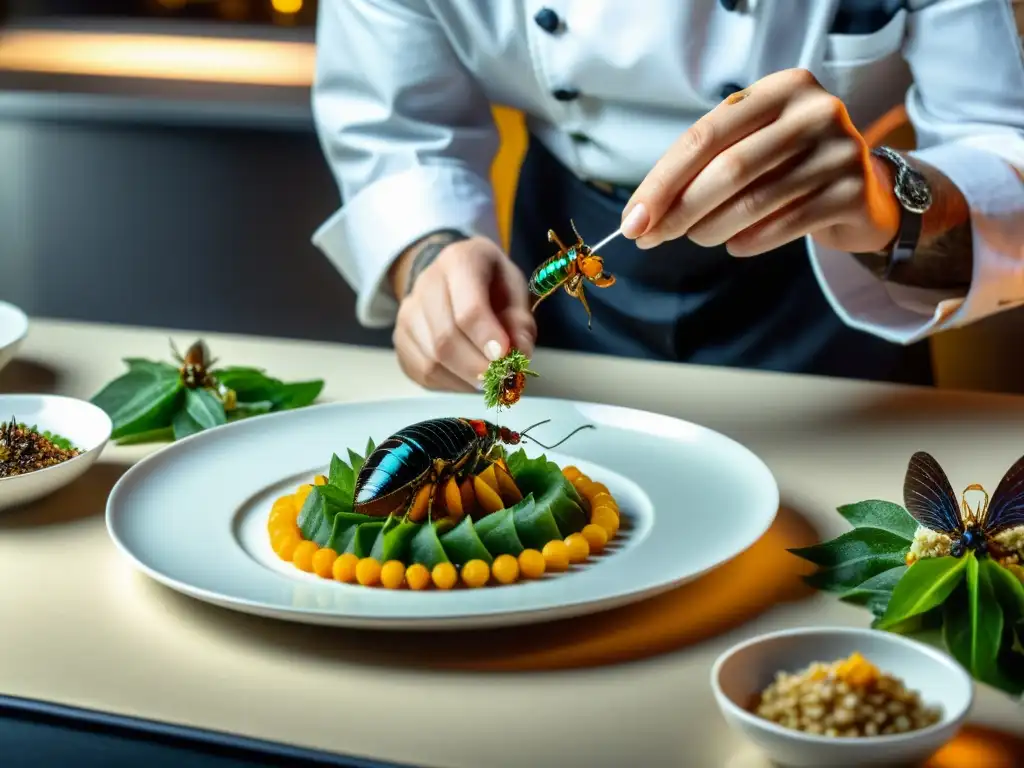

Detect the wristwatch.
xmin=870 ymin=146 xmax=933 ymax=280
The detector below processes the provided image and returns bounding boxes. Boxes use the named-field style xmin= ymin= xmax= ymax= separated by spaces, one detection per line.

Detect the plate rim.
xmin=105 ymin=394 xmax=780 ymax=629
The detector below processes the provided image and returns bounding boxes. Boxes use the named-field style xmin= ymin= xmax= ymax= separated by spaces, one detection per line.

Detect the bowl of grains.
xmin=711 ymin=627 xmax=973 ymax=767
xmin=0 ymin=394 xmax=112 ymax=512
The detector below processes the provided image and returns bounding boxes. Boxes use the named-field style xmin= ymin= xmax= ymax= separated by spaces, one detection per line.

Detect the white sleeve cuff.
xmin=807 ymin=142 xmax=1024 ymax=345
xmin=312 ymin=164 xmax=500 ymax=328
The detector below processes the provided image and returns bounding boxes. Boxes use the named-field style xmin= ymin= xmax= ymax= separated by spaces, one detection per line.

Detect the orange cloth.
xmin=440 ymin=506 xmax=818 ymax=672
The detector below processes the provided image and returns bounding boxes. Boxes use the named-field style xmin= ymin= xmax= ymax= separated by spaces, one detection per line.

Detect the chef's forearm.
xmin=853 ymin=155 xmax=974 ymax=292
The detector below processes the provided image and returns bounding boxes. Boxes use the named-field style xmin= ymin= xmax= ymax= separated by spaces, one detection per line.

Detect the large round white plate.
xmin=106 ymin=395 xmax=779 ymax=630
xmin=0 ymin=300 xmax=29 ymax=374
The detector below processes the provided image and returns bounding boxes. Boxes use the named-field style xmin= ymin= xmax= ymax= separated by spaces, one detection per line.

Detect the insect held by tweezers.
xmin=903 ymin=451 xmax=1024 ymax=560
xmin=529 ymin=220 xmax=616 ymax=330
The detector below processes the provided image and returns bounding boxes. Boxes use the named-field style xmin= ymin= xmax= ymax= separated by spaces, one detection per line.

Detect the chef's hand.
xmin=620 ymin=68 xmax=901 ymax=256
xmin=389 ymin=237 xmax=537 ymax=391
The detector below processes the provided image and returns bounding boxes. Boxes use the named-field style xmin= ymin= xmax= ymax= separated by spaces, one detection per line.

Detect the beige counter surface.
xmin=1 ymin=318 xmax=1022 ymax=767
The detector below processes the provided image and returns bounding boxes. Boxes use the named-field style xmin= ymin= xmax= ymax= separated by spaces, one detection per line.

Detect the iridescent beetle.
xmin=529 ymin=220 xmax=616 ymax=329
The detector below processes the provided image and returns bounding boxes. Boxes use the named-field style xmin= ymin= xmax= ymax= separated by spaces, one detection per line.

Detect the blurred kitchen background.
xmin=1 ymin=1 xmax=1023 ymax=390
xmin=0 ymin=0 xmax=397 ymax=347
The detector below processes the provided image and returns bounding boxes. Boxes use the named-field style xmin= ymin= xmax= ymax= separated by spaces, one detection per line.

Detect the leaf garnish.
xmin=91 ymin=340 xmax=325 ymax=444
xmin=482 ymin=348 xmax=539 ymax=411
xmin=876 ymin=556 xmax=968 ymax=630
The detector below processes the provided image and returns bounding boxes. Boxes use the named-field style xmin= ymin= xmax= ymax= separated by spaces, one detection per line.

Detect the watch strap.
xmin=870 ymin=147 xmax=926 ymax=282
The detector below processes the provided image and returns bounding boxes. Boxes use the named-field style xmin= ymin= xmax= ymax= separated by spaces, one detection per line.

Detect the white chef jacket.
xmin=311 ymin=0 xmax=1024 ymax=345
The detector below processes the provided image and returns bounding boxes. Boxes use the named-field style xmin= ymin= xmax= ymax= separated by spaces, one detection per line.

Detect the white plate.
xmin=0 ymin=394 xmax=113 ymax=512
xmin=106 ymin=394 xmax=779 ymax=630
xmin=0 ymin=300 xmax=29 ymax=373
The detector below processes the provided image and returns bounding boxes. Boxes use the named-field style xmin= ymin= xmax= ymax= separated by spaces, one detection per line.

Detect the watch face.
xmin=895 ymin=168 xmax=933 ymax=214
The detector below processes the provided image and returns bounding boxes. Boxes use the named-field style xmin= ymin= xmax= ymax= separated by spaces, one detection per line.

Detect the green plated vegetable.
xmin=439 ymin=516 xmax=494 ymax=566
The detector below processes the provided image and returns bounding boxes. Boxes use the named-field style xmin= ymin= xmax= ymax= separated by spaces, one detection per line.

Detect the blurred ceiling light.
xmin=0 ymin=30 xmax=315 ymax=86
xmin=271 ymin=0 xmax=303 ymax=13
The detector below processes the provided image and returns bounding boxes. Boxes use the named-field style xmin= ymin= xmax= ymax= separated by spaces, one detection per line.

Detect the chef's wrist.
xmin=388 ymin=229 xmax=470 ymax=301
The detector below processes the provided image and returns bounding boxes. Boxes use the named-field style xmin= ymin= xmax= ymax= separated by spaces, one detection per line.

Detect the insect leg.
xmin=529 ymin=289 xmax=554 ymax=313
xmin=547 ymin=229 xmax=568 ymax=252
xmin=566 ymin=277 xmax=594 ymax=329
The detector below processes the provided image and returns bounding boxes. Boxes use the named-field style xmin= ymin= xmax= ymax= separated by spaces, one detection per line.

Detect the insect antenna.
xmin=522 ymin=424 xmax=595 ymax=450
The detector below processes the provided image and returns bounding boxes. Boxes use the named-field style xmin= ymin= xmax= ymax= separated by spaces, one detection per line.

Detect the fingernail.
xmin=477 ymin=372 xmax=486 ymax=381
xmin=484 ymin=339 xmax=503 ymax=361
xmin=621 ymin=203 xmax=649 ymax=239
xmin=475 ymin=380 xmax=484 ymax=391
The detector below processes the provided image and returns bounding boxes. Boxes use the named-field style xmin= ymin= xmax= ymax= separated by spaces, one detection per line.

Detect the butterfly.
xmin=904 ymin=451 xmax=1024 ymax=558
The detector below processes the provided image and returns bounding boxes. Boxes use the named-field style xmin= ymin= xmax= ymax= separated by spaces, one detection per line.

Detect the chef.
xmin=311 ymin=0 xmax=1024 ymax=391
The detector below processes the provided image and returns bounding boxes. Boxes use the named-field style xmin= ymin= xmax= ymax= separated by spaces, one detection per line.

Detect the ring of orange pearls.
xmin=266 ymin=465 xmax=620 ymax=589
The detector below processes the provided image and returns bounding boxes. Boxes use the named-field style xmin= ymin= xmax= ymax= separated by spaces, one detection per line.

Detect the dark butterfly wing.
xmin=903 ymin=452 xmax=963 ymax=535
xmin=983 ymin=453 xmax=1024 ymax=535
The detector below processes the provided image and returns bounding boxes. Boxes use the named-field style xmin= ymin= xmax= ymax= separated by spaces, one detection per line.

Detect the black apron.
xmin=509 ymin=137 xmax=934 ymax=385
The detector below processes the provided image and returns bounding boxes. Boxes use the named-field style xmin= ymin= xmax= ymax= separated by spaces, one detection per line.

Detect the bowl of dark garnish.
xmin=711 ymin=627 xmax=973 ymax=767
xmin=0 ymin=301 xmax=29 ymax=374
xmin=0 ymin=394 xmax=112 ymax=511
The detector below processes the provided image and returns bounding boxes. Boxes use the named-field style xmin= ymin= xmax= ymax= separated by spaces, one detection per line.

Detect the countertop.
xmin=1 ymin=318 xmax=1023 ymax=768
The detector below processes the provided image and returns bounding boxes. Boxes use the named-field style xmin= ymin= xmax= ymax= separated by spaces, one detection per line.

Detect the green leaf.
xmin=408 ymin=522 xmax=450 ymax=569
xmin=91 ymin=370 xmax=184 ymax=439
xmin=114 ymin=426 xmax=174 ymax=445
xmin=791 ymin=528 xmax=910 ymax=593
xmin=836 ymin=500 xmax=918 ymax=542
xmin=172 ymin=409 xmax=204 ymax=441
xmin=185 ymin=388 xmax=227 ymax=430
xmin=839 ymin=566 xmax=907 ymax=616
xmin=474 ymin=506 xmax=526 ymax=556
xmin=507 ymin=493 xmax=562 ymax=550
xmin=987 ymin=560 xmax=1024 ymax=621
xmin=347 ymin=447 xmax=366 ymax=477
xmin=943 ymin=553 xmax=1004 ymax=685
xmin=345 ymin=522 xmax=385 ymax=557
xmin=876 ymin=556 xmax=968 ymax=630
xmin=124 ymin=358 xmax=179 ymax=377
xmin=439 ymin=516 xmax=493 ymax=566
xmin=481 ymin=349 xmax=538 ymax=410
xmin=272 ymin=380 xmax=324 ymax=410
xmin=506 ymin=449 xmax=587 ymax=536
xmin=370 ymin=519 xmax=420 ymax=562
xmin=329 ymin=453 xmax=355 ymax=496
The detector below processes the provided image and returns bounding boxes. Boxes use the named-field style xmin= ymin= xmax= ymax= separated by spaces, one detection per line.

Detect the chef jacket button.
xmin=553 ymin=88 xmax=580 ymax=102
xmin=719 ymin=0 xmax=740 ymax=9
xmin=718 ymin=82 xmax=744 ymax=100
xmin=534 ymin=7 xmax=562 ymax=33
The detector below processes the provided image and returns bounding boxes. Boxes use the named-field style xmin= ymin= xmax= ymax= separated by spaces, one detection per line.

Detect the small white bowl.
xmin=0 ymin=394 xmax=113 ymax=512
xmin=0 ymin=301 xmax=29 ymax=374
xmin=712 ymin=627 xmax=973 ymax=768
